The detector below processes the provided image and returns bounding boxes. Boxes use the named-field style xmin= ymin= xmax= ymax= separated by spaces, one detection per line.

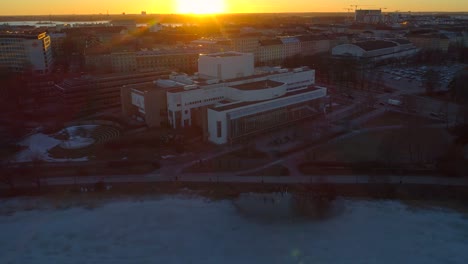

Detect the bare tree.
xmin=29 ymin=151 xmax=44 ymax=191
xmin=402 ymin=95 xmax=421 ymax=113
xmin=423 ymin=69 xmax=440 ymax=95
xmin=378 ymin=134 xmax=400 ymax=166
xmin=0 ymin=161 xmax=15 ymax=190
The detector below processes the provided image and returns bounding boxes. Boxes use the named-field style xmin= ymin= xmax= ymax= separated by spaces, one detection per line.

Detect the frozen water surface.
xmin=0 ymin=195 xmax=467 ymax=264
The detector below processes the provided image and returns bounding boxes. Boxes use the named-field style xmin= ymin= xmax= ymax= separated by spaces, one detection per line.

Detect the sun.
xmin=176 ymin=0 xmax=226 ymax=14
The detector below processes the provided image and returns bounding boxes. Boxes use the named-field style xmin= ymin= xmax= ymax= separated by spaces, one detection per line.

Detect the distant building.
xmin=0 ymin=31 xmax=54 ymax=74
xmin=257 ymin=38 xmax=284 ymax=65
xmin=149 ymin=23 xmax=163 ymax=33
xmin=229 ymin=33 xmax=261 ymax=54
xmin=135 ymin=51 xmax=199 ymax=74
xmin=111 ymin=52 xmax=137 ymax=73
xmin=55 ymin=71 xmax=169 ymax=116
xmin=122 ymin=51 xmax=327 ymax=144
xmin=280 ymin=37 xmax=301 ymax=58
xmin=297 ymin=35 xmax=331 ymax=56
xmin=355 ymin=9 xmax=383 ymax=24
xmin=332 ymin=39 xmax=419 ymax=63
xmin=463 ymin=31 xmax=468 ymax=47
xmin=190 ymin=38 xmax=232 ymax=53
xmin=85 ymin=49 xmax=199 ymax=74
xmin=110 ymin=20 xmax=136 ymax=31
xmin=407 ymin=33 xmax=451 ymax=52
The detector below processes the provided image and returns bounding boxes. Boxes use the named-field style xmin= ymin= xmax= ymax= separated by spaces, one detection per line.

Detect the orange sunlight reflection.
xmin=176 ymin=0 xmax=226 ymax=14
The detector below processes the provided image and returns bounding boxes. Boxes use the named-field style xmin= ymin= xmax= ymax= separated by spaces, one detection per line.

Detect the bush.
xmin=175 ymin=143 xmax=185 ymax=154
xmin=94 ymin=181 xmax=105 ymax=192
xmin=152 ymin=160 xmax=161 ymax=169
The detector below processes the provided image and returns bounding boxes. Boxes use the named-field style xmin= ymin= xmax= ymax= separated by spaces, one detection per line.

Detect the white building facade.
xmin=0 ymin=31 xmax=54 ymax=74
xmin=159 ymin=52 xmax=325 ymax=144
xmin=207 ymin=86 xmax=326 ymax=144
xmin=197 ymin=52 xmax=254 ymax=80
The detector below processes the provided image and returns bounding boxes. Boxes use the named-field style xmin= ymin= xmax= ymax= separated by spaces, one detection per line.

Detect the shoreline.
xmin=2 ymin=179 xmax=468 ymax=208
xmin=1 ymin=184 xmax=467 ymax=218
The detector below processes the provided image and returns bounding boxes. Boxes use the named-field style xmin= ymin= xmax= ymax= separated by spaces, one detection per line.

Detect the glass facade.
xmin=227 ymin=101 xmax=321 ymax=141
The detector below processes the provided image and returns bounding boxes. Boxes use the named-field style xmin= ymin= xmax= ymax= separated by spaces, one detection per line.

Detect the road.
xmin=32 ymin=173 xmax=468 ymax=188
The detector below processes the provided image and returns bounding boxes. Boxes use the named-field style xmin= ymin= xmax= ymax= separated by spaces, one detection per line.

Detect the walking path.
xmin=34 ymin=173 xmax=468 ymax=188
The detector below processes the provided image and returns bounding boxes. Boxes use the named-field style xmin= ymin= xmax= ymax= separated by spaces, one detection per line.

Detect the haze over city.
xmin=1 ymin=0 xmax=468 ymax=262
xmin=1 ymin=0 xmax=467 ymax=15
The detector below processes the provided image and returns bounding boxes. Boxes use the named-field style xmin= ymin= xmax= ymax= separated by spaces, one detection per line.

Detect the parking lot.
xmin=378 ymin=64 xmax=465 ymax=92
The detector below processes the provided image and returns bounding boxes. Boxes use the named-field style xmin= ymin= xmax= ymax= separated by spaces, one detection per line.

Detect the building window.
xmin=216 ymin=121 xmax=222 ymax=138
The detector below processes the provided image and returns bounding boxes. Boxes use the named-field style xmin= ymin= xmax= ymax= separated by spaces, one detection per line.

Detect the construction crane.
xmin=350 ymin=4 xmax=374 ymax=11
xmin=343 ymin=7 xmax=354 ymax=23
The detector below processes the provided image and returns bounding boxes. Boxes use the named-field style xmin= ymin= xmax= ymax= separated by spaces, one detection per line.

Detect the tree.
xmin=29 ymin=151 xmax=44 ymax=191
xmin=378 ymin=134 xmax=400 ymax=165
xmin=0 ymin=161 xmax=15 ymax=190
xmin=449 ymin=69 xmax=468 ymax=104
xmin=402 ymin=94 xmax=421 ymax=113
xmin=423 ymin=69 xmax=440 ymax=95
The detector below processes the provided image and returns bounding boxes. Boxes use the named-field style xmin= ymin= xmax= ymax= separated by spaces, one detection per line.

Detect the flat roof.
xmin=166 ymin=67 xmax=312 ymax=93
xmin=389 ymin=38 xmax=411 ymax=45
xmin=134 ymin=84 xmax=185 ymax=94
xmin=210 ymin=86 xmax=322 ymax=112
xmin=0 ymin=31 xmax=47 ymax=39
xmin=230 ymin=80 xmax=283 ymax=91
xmin=130 ymin=83 xmax=161 ymax=93
xmin=355 ymin=40 xmax=398 ymax=51
xmin=204 ymin=52 xmax=243 ymax=58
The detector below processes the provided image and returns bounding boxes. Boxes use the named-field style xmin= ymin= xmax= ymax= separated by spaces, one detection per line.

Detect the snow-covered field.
xmin=13 ymin=125 xmax=97 ymax=162
xmin=15 ymin=133 xmax=62 ymax=162
xmin=59 ymin=125 xmax=97 ymax=150
xmin=0 ymin=196 xmax=467 ymax=264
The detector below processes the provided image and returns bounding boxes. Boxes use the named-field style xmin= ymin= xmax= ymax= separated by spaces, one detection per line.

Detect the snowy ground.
xmin=0 ymin=195 xmax=467 ymax=264
xmin=59 ymin=125 xmax=98 ymax=150
xmin=13 ymin=125 xmax=97 ymax=162
xmin=15 ymin=133 xmax=63 ymax=162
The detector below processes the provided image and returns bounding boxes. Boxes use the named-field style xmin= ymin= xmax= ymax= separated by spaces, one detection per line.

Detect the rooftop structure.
xmin=198 ymin=52 xmax=254 ymax=80
xmin=230 ymin=80 xmax=283 ymax=90
xmin=122 ymin=52 xmax=326 ymax=144
xmin=354 ymin=40 xmax=398 ymax=51
xmin=332 ymin=39 xmax=418 ymax=62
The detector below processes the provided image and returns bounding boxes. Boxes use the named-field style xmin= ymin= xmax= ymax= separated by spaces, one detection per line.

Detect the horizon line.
xmin=1 ymin=11 xmax=468 ymax=17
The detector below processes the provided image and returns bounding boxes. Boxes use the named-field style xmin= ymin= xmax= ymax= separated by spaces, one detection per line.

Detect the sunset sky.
xmin=1 ymin=0 xmax=466 ymax=15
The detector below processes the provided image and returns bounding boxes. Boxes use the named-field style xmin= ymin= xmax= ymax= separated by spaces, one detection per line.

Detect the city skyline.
xmin=1 ymin=0 xmax=467 ymax=16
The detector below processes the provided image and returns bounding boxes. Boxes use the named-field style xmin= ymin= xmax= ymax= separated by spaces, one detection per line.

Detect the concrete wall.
xmin=25 ymin=36 xmax=53 ymax=74
xmin=198 ymin=52 xmax=254 ymax=80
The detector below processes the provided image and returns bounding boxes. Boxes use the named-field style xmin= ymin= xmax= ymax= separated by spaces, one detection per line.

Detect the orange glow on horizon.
xmin=176 ymin=0 xmax=226 ymax=14
xmin=0 ymin=0 xmax=467 ymax=16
